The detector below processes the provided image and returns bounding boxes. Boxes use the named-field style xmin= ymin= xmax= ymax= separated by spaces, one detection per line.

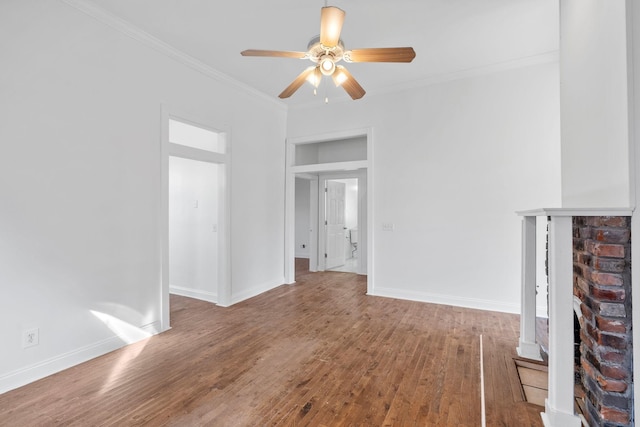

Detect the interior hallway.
xmin=0 ymin=261 xmax=543 ymax=426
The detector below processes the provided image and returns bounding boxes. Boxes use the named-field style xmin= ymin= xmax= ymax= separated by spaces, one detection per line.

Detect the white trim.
xmin=160 ymin=108 xmax=170 ymax=330
xmin=291 ymin=160 xmax=367 ymax=174
xmin=0 ymin=322 xmax=160 ymax=395
xmin=169 ymin=286 xmax=217 ymax=304
xmin=517 ymin=340 xmax=544 ymax=362
xmin=60 ymin=0 xmax=285 ymax=111
xmin=365 ymin=131 xmax=373 ymax=289
xmin=371 ymin=287 xmax=521 ymax=314
xmin=309 ymin=178 xmax=319 ymax=272
xmin=517 ymin=207 xmax=633 ymax=217
xmin=284 ymin=142 xmax=297 ymax=284
xmin=318 ymin=178 xmax=327 ymax=271
xmin=287 ymin=128 xmax=371 ymax=145
xmin=228 ymin=278 xmax=285 ymax=307
xmin=479 ymin=335 xmax=486 ymax=427
xmin=168 ymin=143 xmax=226 ymax=164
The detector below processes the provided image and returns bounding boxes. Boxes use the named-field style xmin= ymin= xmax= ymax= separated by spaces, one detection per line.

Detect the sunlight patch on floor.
xmin=90 ymin=310 xmax=152 ymax=395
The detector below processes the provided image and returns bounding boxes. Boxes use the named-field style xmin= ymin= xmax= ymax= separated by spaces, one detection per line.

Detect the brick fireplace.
xmin=573 ymin=216 xmax=633 ymax=426
xmin=517 ymin=208 xmax=633 ymax=427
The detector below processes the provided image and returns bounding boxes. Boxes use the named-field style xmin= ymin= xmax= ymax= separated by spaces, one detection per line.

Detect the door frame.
xmin=295 ymin=174 xmax=319 ymax=271
xmin=160 ymin=104 xmax=232 ymax=331
xmin=284 ymin=127 xmax=374 ymax=294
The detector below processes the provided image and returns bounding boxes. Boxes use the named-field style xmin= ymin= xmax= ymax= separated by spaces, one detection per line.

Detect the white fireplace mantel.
xmin=515 ymin=207 xmax=632 ymax=427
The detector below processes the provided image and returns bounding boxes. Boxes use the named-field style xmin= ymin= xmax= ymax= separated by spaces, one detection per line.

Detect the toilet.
xmin=349 ymin=228 xmax=358 ymax=258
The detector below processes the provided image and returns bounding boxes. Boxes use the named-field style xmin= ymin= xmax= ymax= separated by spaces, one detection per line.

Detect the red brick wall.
xmin=573 ymin=216 xmax=633 ymax=427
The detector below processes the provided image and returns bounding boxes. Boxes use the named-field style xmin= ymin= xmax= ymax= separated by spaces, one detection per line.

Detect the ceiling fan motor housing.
xmin=307 ymin=35 xmax=345 ymax=72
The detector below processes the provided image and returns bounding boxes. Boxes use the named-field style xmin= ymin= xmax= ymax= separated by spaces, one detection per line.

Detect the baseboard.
xmin=228 ymin=277 xmax=285 ymax=306
xmin=170 ymin=285 xmax=217 ymax=304
xmin=370 ymin=286 xmax=520 ymax=314
xmin=0 ymin=321 xmax=160 ymax=395
xmin=294 ymin=253 xmax=310 ymax=259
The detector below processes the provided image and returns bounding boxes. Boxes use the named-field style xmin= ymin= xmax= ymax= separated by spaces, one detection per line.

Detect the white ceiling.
xmin=81 ymin=0 xmax=559 ymax=106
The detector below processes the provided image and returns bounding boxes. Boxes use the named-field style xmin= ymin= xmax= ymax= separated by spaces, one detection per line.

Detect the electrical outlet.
xmin=23 ymin=328 xmax=39 ymax=348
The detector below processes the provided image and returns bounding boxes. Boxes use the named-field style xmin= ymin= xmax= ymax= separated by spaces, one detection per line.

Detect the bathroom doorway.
xmin=325 ymin=178 xmax=358 ymax=273
xmin=293 ymin=172 xmax=364 ymax=275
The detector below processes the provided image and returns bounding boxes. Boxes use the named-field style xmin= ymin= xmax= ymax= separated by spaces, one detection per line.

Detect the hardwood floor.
xmin=0 ymin=261 xmax=543 ymax=426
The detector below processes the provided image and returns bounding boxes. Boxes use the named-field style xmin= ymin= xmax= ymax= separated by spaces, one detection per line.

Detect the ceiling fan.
xmin=241 ymin=6 xmax=416 ymax=101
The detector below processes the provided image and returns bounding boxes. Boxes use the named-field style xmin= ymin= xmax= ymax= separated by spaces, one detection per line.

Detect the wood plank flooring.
xmin=0 ymin=261 xmax=543 ymax=426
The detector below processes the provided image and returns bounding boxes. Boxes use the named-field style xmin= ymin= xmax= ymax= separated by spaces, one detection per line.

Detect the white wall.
xmin=0 ymin=0 xmax=286 ymax=392
xmin=169 ymin=157 xmax=218 ymax=302
xmin=561 ymin=2 xmax=636 ymax=422
xmin=288 ymin=62 xmax=562 ymax=312
xmin=560 ymin=0 xmax=631 ymax=207
xmin=294 ymin=137 xmax=367 ymax=166
xmin=317 ymin=138 xmax=367 ymax=164
xmin=295 ymin=178 xmax=311 ymax=258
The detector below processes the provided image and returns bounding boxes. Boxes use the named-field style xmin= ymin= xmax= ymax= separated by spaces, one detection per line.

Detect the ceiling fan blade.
xmin=345 ymin=47 xmax=416 ymax=63
xmin=320 ymin=6 xmax=345 ymax=48
xmin=241 ymin=49 xmax=307 ymax=59
xmin=279 ymin=67 xmax=316 ymax=99
xmin=332 ymin=66 xmax=365 ymax=100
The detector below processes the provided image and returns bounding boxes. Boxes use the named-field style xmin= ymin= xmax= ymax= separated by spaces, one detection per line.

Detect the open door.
xmin=325 ymin=180 xmax=346 ymax=269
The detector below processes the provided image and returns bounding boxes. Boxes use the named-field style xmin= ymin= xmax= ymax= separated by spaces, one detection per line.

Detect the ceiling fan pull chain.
xmin=324 ymin=78 xmax=329 ymax=104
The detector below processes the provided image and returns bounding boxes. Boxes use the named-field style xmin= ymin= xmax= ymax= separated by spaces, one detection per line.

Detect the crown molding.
xmin=60 ymin=0 xmax=287 ymax=111
xmin=291 ymin=50 xmax=559 ymax=110
xmin=380 ymin=50 xmax=560 ymax=94
xmin=61 ymin=0 xmax=557 ymax=113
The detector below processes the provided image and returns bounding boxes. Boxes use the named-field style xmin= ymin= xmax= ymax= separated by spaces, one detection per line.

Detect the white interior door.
xmin=325 ymin=180 xmax=346 ymax=269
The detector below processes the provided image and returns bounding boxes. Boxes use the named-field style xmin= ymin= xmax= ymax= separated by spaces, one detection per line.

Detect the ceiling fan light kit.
xmin=241 ymin=5 xmax=416 ymax=101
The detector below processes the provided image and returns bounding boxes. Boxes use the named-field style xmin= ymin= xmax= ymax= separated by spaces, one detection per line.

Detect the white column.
xmin=542 ymin=215 xmax=581 ymax=427
xmin=517 ymin=215 xmax=543 ymax=361
xmin=284 ymin=141 xmax=296 ymax=284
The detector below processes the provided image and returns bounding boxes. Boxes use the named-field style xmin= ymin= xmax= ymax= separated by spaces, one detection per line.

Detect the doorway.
xmin=169 ymin=156 xmax=219 ymax=302
xmin=325 ymin=178 xmax=358 ymax=273
xmin=285 ymin=128 xmax=372 ymax=293
xmin=160 ymin=106 xmax=231 ymax=331
xmin=294 ymin=176 xmax=360 ymax=274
